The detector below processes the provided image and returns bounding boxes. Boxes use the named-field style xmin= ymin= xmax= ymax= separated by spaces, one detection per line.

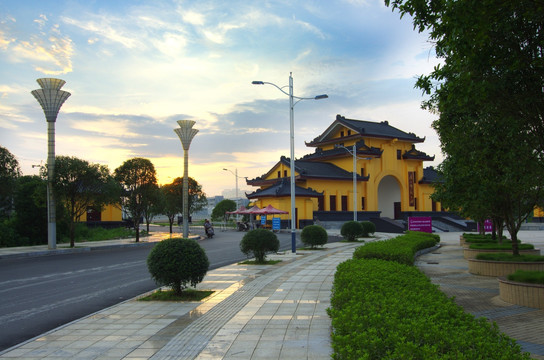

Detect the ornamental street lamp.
xmin=174 ymin=120 xmax=198 ymax=239
xmin=31 ymin=78 xmax=71 ymax=250
xmin=338 ymin=144 xmax=372 ymax=222
xmin=252 ymin=72 xmax=328 ymax=253
xmin=223 ymin=168 xmax=242 ymax=221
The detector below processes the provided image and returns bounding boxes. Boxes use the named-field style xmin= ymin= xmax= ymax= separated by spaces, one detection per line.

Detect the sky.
xmin=0 ymin=0 xmax=442 ymax=198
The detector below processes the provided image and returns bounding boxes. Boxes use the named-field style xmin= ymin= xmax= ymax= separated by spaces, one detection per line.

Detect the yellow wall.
xmin=80 ymin=204 xmax=122 ymax=222
xmin=250 ymin=124 xmax=441 ymax=222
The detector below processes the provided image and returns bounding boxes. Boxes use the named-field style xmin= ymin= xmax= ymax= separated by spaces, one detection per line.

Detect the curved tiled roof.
xmin=419 ymin=166 xmax=443 ymax=184
xmin=246 ymin=178 xmax=323 ymax=199
xmin=306 ymin=114 xmax=425 ymax=146
xmin=246 ymin=156 xmax=369 ymax=185
xmin=403 ymin=144 xmax=435 ymax=161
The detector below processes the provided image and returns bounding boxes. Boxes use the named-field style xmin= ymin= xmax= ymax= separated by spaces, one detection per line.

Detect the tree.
xmin=386 ymin=0 xmax=544 ymax=254
xmin=114 ymin=158 xmax=158 ymax=242
xmin=161 ymin=181 xmax=182 ymax=234
xmin=0 ymin=146 xmax=21 ymax=217
xmin=12 ymin=176 xmax=48 ymax=245
xmin=53 ymin=156 xmax=120 ymax=247
xmin=185 ymin=177 xmax=207 ymax=215
xmin=240 ymin=229 xmax=279 ymax=263
xmin=147 ymin=238 xmax=209 ymax=296
xmin=211 ymin=199 xmax=236 ymax=222
xmin=142 ymin=184 xmax=162 ymax=233
xmin=161 ymin=177 xmax=207 ymax=233
xmin=301 ymin=225 xmax=328 ymax=249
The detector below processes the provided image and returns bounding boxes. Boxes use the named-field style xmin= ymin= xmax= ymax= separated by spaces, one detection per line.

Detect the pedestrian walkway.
xmin=0 ymin=240 xmax=364 ymax=360
xmin=416 ymin=231 xmax=544 ymax=360
xmin=1 ymin=231 xmax=544 ymax=359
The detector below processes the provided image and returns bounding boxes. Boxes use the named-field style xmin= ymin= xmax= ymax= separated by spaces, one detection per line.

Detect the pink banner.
xmin=408 ymin=217 xmax=432 ymax=233
xmin=477 ymin=219 xmax=493 ymax=233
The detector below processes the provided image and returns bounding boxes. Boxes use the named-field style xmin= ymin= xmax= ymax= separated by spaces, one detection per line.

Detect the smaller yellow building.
xmin=80 ymin=204 xmax=122 ymax=223
xmin=247 ymin=115 xmax=444 ymax=231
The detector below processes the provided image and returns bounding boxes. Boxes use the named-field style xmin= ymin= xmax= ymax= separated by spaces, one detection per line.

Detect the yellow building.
xmin=246 ymin=115 xmax=444 ymax=231
xmin=80 ymin=204 xmax=123 ymax=224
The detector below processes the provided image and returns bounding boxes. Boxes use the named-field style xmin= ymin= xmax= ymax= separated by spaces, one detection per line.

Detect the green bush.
xmin=240 ymin=229 xmax=279 ymax=263
xmin=147 ymin=238 xmax=209 ymax=295
xmin=340 ymin=221 xmax=363 ymax=241
xmin=359 ymin=221 xmax=376 ymax=237
xmin=301 ymin=225 xmax=328 ymax=249
xmin=328 ymin=259 xmax=530 ymax=359
xmin=476 ymin=253 xmax=544 ymax=262
xmin=353 ymin=232 xmax=439 ymax=265
xmin=0 ymin=218 xmax=21 ymax=247
xmin=463 ymin=233 xmax=509 ymax=243
xmin=59 ymin=224 xmax=137 ymax=243
xmin=507 ymin=270 xmax=544 ymax=285
xmin=469 ymin=243 xmax=534 ymax=250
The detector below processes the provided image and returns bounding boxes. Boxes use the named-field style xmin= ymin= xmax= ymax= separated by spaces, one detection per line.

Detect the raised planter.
xmin=463 ymin=248 xmax=540 ymax=259
xmin=499 ymin=278 xmax=544 ymax=310
xmin=468 ymin=259 xmax=544 ymax=276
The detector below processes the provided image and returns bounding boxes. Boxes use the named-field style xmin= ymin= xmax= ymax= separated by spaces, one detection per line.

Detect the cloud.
xmin=181 ymin=10 xmax=205 ymax=26
xmin=61 ymin=15 xmax=141 ymax=49
xmin=0 ymin=29 xmax=14 ymax=50
xmin=2 ymin=16 xmax=74 ymax=74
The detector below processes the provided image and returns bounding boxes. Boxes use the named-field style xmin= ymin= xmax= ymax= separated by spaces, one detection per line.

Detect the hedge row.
xmin=469 ymin=243 xmax=534 ymax=250
xmin=352 ymin=231 xmax=439 ymax=265
xmin=328 ymin=232 xmax=530 ymax=359
xmin=463 ymin=233 xmax=509 ymax=243
xmin=328 ymin=259 xmax=530 ymax=359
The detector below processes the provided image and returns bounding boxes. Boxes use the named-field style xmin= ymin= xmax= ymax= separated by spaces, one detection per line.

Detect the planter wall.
xmin=468 ymin=259 xmax=544 ymax=277
xmin=459 ymin=235 xmax=465 ymax=247
xmin=463 ymin=248 xmax=540 ymax=259
xmin=499 ymin=278 xmax=544 ymax=310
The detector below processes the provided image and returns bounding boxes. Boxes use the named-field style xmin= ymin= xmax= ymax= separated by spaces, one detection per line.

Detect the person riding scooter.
xmin=204 ymin=219 xmax=214 ymax=238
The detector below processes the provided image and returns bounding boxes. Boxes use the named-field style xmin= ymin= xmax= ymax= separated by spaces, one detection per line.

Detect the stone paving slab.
xmin=3 ymin=231 xmax=544 ymax=359
xmin=416 ymin=232 xmax=544 ymax=360
xmin=0 ymin=243 xmax=360 ymax=360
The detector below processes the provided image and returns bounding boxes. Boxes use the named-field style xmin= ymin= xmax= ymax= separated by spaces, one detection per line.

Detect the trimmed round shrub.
xmin=341 ymin=221 xmax=363 ymax=241
xmin=147 ymin=238 xmax=209 ymax=295
xmin=301 ymin=225 xmax=328 ymax=249
xmin=240 ymin=229 xmax=279 ymax=263
xmin=360 ymin=221 xmax=376 ymax=237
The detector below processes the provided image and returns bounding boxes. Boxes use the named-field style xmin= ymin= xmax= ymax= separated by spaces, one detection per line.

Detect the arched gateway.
xmin=246 ymin=114 xmax=440 ymax=228
xmin=378 ymin=175 xmax=401 ymax=219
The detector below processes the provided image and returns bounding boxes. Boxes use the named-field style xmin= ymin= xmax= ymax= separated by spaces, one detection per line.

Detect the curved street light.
xmin=31 ymin=78 xmax=71 ymax=250
xmin=174 ymin=120 xmax=199 ymax=239
xmin=252 ymin=72 xmax=328 ymax=253
xmin=223 ymin=168 xmax=247 ymax=222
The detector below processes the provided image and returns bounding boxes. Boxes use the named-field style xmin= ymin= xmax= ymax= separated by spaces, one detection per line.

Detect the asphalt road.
xmin=0 ymin=228 xmax=309 ymax=352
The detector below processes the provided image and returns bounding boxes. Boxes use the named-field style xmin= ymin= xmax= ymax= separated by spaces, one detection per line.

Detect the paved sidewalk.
xmin=0 ymin=239 xmax=365 ymax=360
xmin=1 ymin=231 xmax=544 ymax=359
xmin=416 ymin=231 xmax=544 ymax=360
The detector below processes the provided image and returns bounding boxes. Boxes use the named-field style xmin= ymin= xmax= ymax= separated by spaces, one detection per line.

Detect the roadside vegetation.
xmin=0 ymin=147 xmax=207 ymax=248
xmin=328 ymin=231 xmax=530 ymax=359
xmin=508 ymin=270 xmax=544 ymax=285
xmin=476 ymin=253 xmax=544 ymax=262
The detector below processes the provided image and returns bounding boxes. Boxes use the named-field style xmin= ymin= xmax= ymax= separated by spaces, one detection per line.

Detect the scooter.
xmin=205 ymin=226 xmax=215 ymax=238
xmin=237 ymin=221 xmax=250 ymax=231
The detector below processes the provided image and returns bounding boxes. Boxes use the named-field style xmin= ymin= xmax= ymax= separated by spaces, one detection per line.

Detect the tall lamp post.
xmin=252 ymin=72 xmax=328 ymax=253
xmin=223 ymin=168 xmax=241 ymax=221
xmin=31 ymin=78 xmax=71 ymax=250
xmin=174 ymin=120 xmax=198 ymax=239
xmin=338 ymin=144 xmax=371 ymax=222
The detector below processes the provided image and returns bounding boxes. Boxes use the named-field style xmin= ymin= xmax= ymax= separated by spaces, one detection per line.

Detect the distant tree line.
xmin=0 ymin=146 xmax=207 ymax=248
